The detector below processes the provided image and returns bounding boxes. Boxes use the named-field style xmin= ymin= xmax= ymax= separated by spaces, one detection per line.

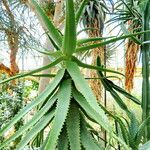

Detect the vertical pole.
xmin=141 ymin=1 xmax=150 ymax=142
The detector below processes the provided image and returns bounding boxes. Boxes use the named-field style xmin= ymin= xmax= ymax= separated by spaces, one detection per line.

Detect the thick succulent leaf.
xmin=62 ymin=0 xmax=76 ymax=56
xmin=75 ymin=30 xmax=150 ymax=53
xmin=29 ymin=0 xmax=62 ymax=48
xmin=31 ymin=74 xmax=55 ymax=78
xmin=80 ymin=115 xmax=104 ymax=150
xmin=66 ymin=61 xmax=110 ymax=129
xmin=58 ymin=126 xmax=69 ymax=150
xmin=0 ymin=94 xmax=57 ymax=148
xmin=72 ymin=56 xmax=124 ymax=76
xmin=66 ymin=102 xmax=81 ymax=150
xmin=44 ymin=79 xmax=71 ymax=150
xmin=110 ymin=82 xmax=141 ymax=105
xmin=73 ymin=90 xmax=129 ymax=149
xmin=135 ymin=116 xmax=150 ymax=144
xmin=128 ymin=112 xmax=140 ymax=139
xmin=73 ymin=89 xmax=110 ymax=132
xmin=16 ymin=110 xmax=55 ymax=150
xmin=96 ymin=57 xmax=141 ymax=105
xmin=77 ymin=36 xmax=115 ymax=45
xmin=0 ymin=69 xmax=65 ymax=137
xmin=0 ymin=57 xmax=64 ymax=84
xmin=76 ymin=0 xmax=88 ymax=24
xmin=110 ymin=90 xmax=129 ymax=112
xmin=97 ymin=103 xmax=130 ymax=145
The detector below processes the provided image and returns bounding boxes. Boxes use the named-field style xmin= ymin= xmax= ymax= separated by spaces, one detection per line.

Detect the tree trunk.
xmin=38 ymin=0 xmax=63 ymax=93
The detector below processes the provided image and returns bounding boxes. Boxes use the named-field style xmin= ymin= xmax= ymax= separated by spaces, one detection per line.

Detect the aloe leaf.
xmin=58 ymin=126 xmax=69 ymax=150
xmin=80 ymin=115 xmax=104 ymax=150
xmin=73 ymin=89 xmax=110 ymax=132
xmin=73 ymin=89 xmax=129 ymax=149
xmin=98 ymin=104 xmax=130 ymax=145
xmin=62 ymin=0 xmax=76 ymax=56
xmin=66 ymin=102 xmax=81 ymax=150
xmin=110 ymin=82 xmax=141 ymax=105
xmin=0 ymin=57 xmax=64 ymax=84
xmin=76 ymin=0 xmax=88 ymax=24
xmin=29 ymin=0 xmax=62 ymax=48
xmin=31 ymin=74 xmax=56 ymax=78
xmin=77 ymin=36 xmax=115 ymax=45
xmin=128 ymin=113 xmax=140 ymax=139
xmin=0 ymin=94 xmax=57 ymax=148
xmin=72 ymin=56 xmax=124 ymax=76
xmin=44 ymin=79 xmax=71 ymax=150
xmin=96 ymin=57 xmax=141 ymax=106
xmin=0 ymin=69 xmax=65 ymax=137
xmin=16 ymin=110 xmax=55 ymax=150
xmin=76 ymin=30 xmax=150 ymax=53
xmin=66 ymin=61 xmax=110 ymax=129
xmin=135 ymin=116 xmax=150 ymax=144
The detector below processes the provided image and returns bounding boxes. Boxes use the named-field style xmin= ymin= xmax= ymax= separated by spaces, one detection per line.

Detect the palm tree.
xmin=0 ymin=0 xmax=42 ymax=75
xmin=109 ymin=0 xmax=150 ymax=142
xmin=81 ymin=0 xmax=107 ymax=101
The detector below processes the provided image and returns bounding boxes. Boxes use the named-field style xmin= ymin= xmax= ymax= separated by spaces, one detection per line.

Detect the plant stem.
xmin=141 ymin=1 xmax=150 ymax=142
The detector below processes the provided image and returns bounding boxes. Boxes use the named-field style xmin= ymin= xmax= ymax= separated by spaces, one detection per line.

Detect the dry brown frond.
xmin=125 ymin=41 xmax=139 ymax=92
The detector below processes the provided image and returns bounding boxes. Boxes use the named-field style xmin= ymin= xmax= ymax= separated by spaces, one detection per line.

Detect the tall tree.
xmin=81 ymin=0 xmax=107 ymax=100
xmin=0 ymin=0 xmax=42 ymax=75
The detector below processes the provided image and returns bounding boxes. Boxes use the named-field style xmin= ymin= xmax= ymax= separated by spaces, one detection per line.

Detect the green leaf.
xmin=109 ymin=82 xmax=141 ymax=105
xmin=66 ymin=102 xmax=81 ymax=150
xmin=76 ymin=0 xmax=88 ymax=24
xmin=77 ymin=36 xmax=115 ymax=45
xmin=66 ymin=61 xmax=110 ymax=130
xmin=73 ymin=89 xmax=110 ymax=132
xmin=73 ymin=89 xmax=129 ymax=149
xmin=30 ymin=0 xmax=62 ymax=48
xmin=76 ymin=30 xmax=150 ymax=53
xmin=62 ymin=0 xmax=76 ymax=56
xmin=135 ymin=116 xmax=150 ymax=144
xmin=58 ymin=126 xmax=69 ymax=150
xmin=44 ymin=79 xmax=71 ymax=150
xmin=0 ymin=69 xmax=65 ymax=137
xmin=72 ymin=56 xmax=124 ymax=76
xmin=0 ymin=57 xmax=64 ymax=84
xmin=80 ymin=115 xmax=104 ymax=150
xmin=0 ymin=94 xmax=57 ymax=148
xmin=16 ymin=110 xmax=55 ymax=150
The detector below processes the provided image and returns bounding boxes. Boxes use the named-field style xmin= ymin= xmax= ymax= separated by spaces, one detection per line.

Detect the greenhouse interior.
xmin=0 ymin=0 xmax=150 ymax=150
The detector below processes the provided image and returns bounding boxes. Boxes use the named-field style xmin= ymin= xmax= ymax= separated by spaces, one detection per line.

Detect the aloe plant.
xmin=0 ymin=0 xmax=150 ymax=149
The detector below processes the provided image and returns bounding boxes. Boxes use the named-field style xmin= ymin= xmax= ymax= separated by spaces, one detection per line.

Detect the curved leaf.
xmin=66 ymin=61 xmax=110 ymax=130
xmin=76 ymin=30 xmax=150 ymax=53
xmin=80 ymin=115 xmax=104 ymax=150
xmin=0 ymin=94 xmax=57 ymax=148
xmin=0 ymin=57 xmax=64 ymax=84
xmin=0 ymin=69 xmax=65 ymax=137
xmin=29 ymin=0 xmax=62 ymax=48
xmin=16 ymin=110 xmax=55 ymax=150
